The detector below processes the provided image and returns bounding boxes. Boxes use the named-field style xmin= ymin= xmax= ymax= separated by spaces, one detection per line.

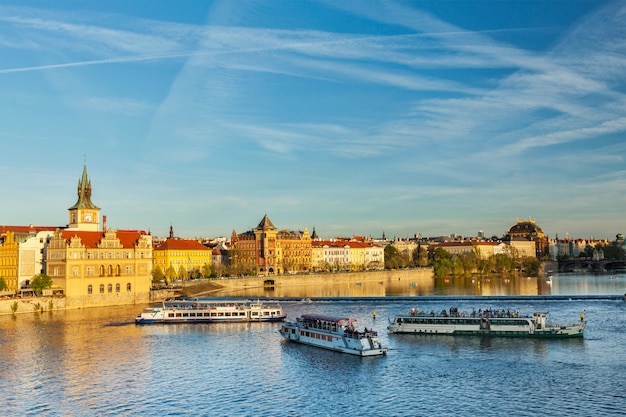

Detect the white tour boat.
xmin=135 ymin=298 xmax=286 ymax=324
xmin=387 ymin=307 xmax=585 ymax=338
xmin=279 ymin=314 xmax=388 ymax=356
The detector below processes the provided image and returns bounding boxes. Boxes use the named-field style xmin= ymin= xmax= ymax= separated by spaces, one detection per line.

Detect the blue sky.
xmin=1 ymin=0 xmax=625 ymax=240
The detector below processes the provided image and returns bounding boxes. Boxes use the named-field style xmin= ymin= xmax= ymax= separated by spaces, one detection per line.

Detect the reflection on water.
xmin=1 ymin=290 xmax=624 ymax=416
xmin=211 ymin=272 xmax=626 ymax=298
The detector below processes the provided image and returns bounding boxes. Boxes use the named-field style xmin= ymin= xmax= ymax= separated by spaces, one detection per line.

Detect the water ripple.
xmin=1 ymin=299 xmax=625 ymax=416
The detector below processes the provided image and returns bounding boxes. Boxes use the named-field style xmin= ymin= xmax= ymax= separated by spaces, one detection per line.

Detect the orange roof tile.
xmin=0 ymin=225 xmax=59 ymax=234
xmin=60 ymin=230 xmax=147 ymax=248
xmin=154 ymin=238 xmax=210 ymax=251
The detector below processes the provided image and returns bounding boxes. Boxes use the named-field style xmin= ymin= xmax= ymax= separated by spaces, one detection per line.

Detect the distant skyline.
xmin=1 ymin=1 xmax=625 ymax=240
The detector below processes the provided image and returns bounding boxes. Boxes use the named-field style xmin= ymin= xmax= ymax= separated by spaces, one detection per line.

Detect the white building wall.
xmin=18 ymin=231 xmax=54 ymax=288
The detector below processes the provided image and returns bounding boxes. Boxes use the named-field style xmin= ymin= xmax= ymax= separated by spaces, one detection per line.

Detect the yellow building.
xmin=0 ymin=231 xmax=19 ymax=292
xmin=45 ymin=164 xmax=153 ymax=307
xmin=231 ymin=215 xmax=312 ymax=275
xmin=153 ymin=227 xmax=213 ymax=281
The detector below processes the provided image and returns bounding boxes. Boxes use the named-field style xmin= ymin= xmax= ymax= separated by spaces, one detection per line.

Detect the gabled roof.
xmin=0 ymin=225 xmax=59 ymax=234
xmin=312 ymin=240 xmax=381 ymax=249
xmin=59 ymin=229 xmax=147 ymax=248
xmin=256 ymin=214 xmax=276 ymax=231
xmin=154 ymin=238 xmax=210 ymax=251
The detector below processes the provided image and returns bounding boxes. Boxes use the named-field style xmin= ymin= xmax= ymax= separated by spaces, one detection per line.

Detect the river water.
xmin=1 ymin=273 xmax=625 ymax=416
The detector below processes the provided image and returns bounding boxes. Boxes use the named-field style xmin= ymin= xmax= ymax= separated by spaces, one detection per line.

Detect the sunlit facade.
xmin=0 ymin=231 xmax=19 ymax=292
xmin=153 ymin=234 xmax=213 ymax=280
xmin=45 ymin=164 xmax=153 ymax=306
xmin=231 ymin=215 xmax=312 ymax=275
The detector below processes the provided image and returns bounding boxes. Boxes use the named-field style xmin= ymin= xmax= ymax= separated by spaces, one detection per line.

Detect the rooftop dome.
xmin=507 ymin=220 xmax=544 ymax=238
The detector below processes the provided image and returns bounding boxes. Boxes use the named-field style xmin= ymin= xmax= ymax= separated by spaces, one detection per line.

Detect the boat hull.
xmin=388 ymin=311 xmax=585 ymax=339
xmin=135 ymin=299 xmax=286 ymax=324
xmin=387 ymin=326 xmax=584 ymax=338
xmin=136 ymin=316 xmax=286 ymax=324
xmin=280 ymin=335 xmax=388 ymax=356
xmin=279 ymin=317 xmax=387 ymax=357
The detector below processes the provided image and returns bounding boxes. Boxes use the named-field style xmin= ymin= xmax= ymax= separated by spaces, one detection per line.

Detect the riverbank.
xmin=0 ymin=268 xmax=434 ymax=315
xmin=184 ymin=268 xmax=434 ymax=296
xmin=0 ymin=297 xmax=67 ymax=315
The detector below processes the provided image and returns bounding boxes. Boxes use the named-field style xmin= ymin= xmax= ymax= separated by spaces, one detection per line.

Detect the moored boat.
xmin=279 ymin=314 xmax=387 ymax=356
xmin=387 ymin=307 xmax=585 ymax=338
xmin=135 ymin=298 xmax=286 ymax=324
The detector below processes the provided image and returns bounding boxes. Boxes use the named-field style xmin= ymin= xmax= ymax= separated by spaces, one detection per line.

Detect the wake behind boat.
xmin=279 ymin=314 xmax=387 ymax=356
xmin=387 ymin=307 xmax=585 ymax=338
xmin=135 ymin=298 xmax=286 ymax=324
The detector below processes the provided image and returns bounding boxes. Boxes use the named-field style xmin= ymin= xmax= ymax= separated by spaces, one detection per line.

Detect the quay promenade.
xmin=0 ymin=268 xmax=435 ymax=315
xmin=155 ymin=267 xmax=435 ymax=299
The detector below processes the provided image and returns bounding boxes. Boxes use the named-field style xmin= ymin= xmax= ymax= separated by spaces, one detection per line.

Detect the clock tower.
xmin=68 ymin=163 xmax=101 ymax=231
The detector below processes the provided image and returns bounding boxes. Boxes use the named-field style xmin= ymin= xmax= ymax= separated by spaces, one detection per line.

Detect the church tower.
xmin=68 ymin=163 xmax=101 ymax=231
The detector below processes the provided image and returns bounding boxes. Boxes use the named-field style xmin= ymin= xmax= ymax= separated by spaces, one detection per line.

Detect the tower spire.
xmin=69 ymin=162 xmax=99 ymax=210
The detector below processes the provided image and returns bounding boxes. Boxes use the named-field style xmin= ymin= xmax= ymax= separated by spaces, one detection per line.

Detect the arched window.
xmin=99 ymin=265 xmax=105 ymax=276
xmin=115 ymin=283 xmax=120 ymax=293
xmin=87 ymin=284 xmax=93 ymax=294
xmin=99 ymin=284 xmax=105 ymax=294
xmin=107 ymin=265 xmax=113 ymax=276
xmin=116 ymin=265 xmax=121 ymax=276
xmin=126 ymin=283 xmax=132 ymax=292
xmin=108 ymin=284 xmax=113 ymax=293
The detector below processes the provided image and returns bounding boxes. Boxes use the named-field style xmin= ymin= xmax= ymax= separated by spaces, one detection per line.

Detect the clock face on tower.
xmin=85 ymin=214 xmax=92 ymax=222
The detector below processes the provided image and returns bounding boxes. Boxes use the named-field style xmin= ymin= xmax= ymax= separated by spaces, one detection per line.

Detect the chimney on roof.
xmin=103 ymin=215 xmax=107 ymax=232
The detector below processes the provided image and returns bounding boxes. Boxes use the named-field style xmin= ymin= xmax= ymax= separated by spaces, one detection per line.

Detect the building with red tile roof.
xmin=311 ymin=239 xmax=384 ymax=272
xmin=43 ymin=164 xmax=153 ymax=306
xmin=153 ymin=226 xmax=213 ymax=281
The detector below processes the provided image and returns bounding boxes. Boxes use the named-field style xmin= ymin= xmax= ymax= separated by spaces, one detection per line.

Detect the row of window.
xmin=301 ymin=331 xmax=333 ymax=341
xmin=87 ymin=283 xmax=132 ymax=294
xmin=72 ymin=265 xmax=133 ymax=276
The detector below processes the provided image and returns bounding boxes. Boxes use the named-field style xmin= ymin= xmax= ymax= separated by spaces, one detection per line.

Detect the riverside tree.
xmin=30 ymin=273 xmax=53 ymax=295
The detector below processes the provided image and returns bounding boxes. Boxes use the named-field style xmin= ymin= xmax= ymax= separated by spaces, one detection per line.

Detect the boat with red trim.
xmin=279 ymin=314 xmax=387 ymax=356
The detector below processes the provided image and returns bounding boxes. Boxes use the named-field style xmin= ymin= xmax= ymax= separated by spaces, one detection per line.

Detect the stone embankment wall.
xmin=0 ymin=269 xmax=434 ymax=314
xmin=194 ymin=268 xmax=433 ymax=294
xmin=0 ymin=297 xmax=68 ymax=315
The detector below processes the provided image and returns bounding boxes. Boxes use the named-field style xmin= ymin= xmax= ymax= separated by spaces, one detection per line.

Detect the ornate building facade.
xmin=507 ymin=219 xmax=548 ymax=259
xmin=231 ymin=215 xmax=312 ymax=275
xmin=45 ymin=164 xmax=153 ymax=307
